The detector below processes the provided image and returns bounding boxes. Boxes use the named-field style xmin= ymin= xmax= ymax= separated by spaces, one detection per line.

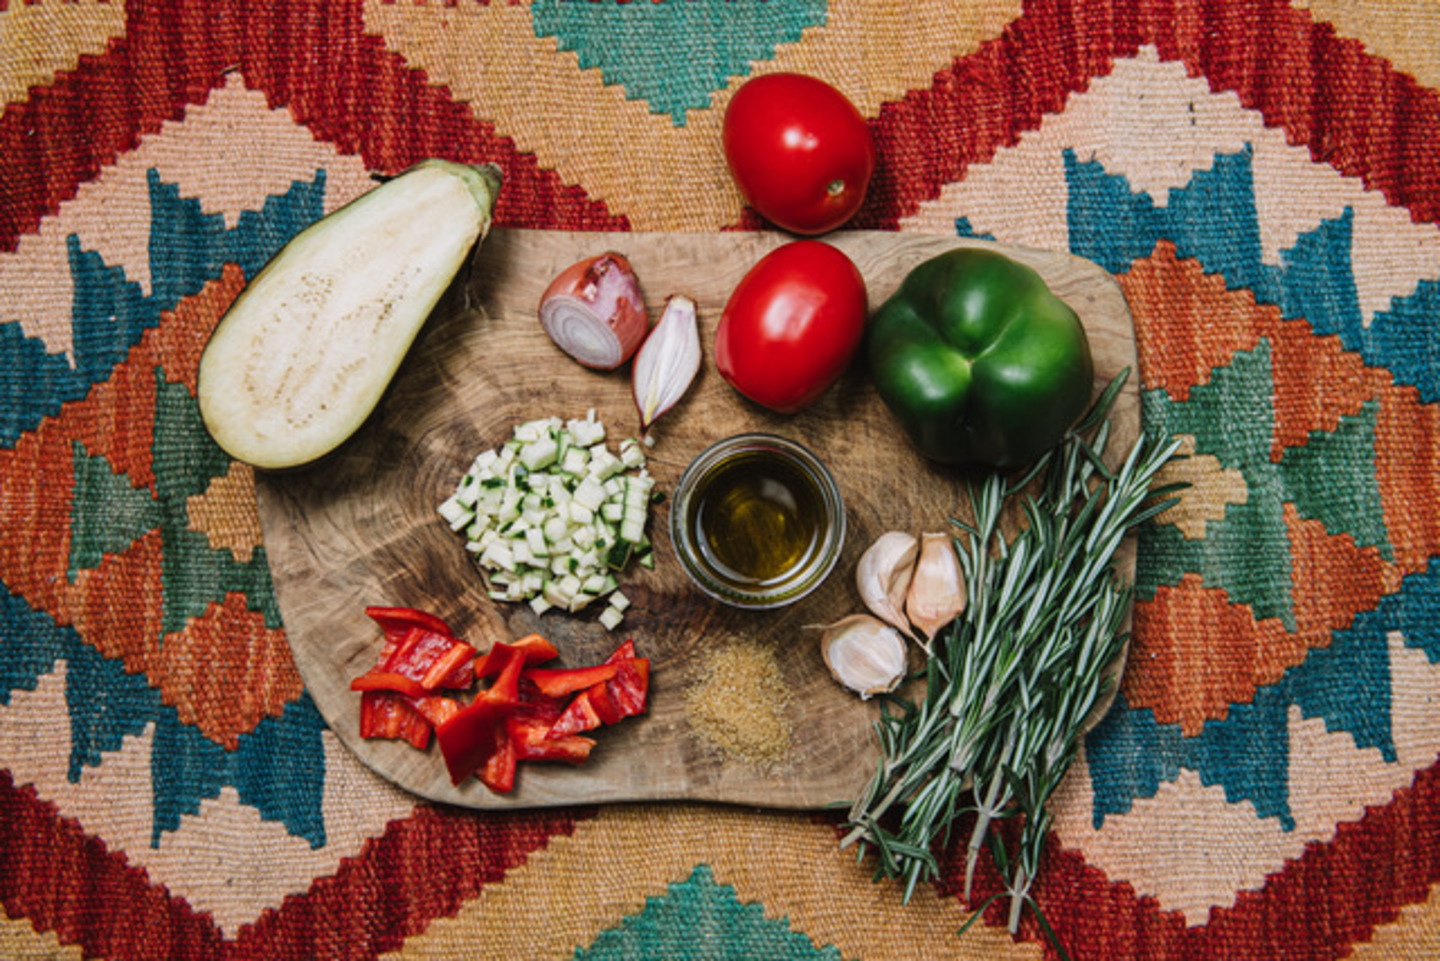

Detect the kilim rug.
xmin=4 ymin=1 xmax=1440 ymax=958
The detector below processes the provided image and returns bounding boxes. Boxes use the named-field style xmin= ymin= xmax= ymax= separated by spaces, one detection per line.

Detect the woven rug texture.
xmin=3 ymin=0 xmax=1440 ymax=958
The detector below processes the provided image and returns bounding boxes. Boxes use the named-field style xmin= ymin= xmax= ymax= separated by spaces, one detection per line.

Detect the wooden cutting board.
xmin=255 ymin=228 xmax=1141 ymax=811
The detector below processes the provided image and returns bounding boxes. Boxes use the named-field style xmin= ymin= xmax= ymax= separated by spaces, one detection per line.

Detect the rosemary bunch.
xmin=840 ymin=371 xmax=1185 ymax=935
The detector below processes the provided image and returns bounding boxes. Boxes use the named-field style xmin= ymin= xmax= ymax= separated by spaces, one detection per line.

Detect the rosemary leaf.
xmin=840 ymin=371 xmax=1186 ymax=935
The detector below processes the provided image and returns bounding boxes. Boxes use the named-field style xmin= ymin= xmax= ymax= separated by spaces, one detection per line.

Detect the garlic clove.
xmin=819 ymin=614 xmax=908 ymax=699
xmin=855 ymin=531 xmax=918 ymax=632
xmin=905 ymin=531 xmax=966 ymax=642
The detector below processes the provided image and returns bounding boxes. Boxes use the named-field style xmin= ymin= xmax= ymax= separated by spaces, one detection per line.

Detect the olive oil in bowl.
xmin=671 ymin=434 xmax=845 ymax=608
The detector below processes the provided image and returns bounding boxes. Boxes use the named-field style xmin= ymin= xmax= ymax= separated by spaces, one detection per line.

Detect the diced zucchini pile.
xmin=438 ymin=412 xmax=655 ymax=629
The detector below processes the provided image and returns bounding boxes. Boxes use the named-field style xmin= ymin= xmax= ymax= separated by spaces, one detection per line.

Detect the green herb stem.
xmin=840 ymin=370 xmax=1186 ymax=940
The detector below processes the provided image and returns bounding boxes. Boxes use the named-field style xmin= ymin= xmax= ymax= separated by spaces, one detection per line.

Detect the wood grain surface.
xmin=255 ymin=229 xmax=1141 ymax=810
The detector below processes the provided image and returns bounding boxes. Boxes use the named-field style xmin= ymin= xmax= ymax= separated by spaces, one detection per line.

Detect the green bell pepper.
xmin=866 ymin=247 xmax=1094 ymax=468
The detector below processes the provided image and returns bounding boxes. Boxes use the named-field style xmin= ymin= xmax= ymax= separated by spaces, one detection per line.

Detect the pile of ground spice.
xmin=684 ymin=638 xmax=793 ymax=767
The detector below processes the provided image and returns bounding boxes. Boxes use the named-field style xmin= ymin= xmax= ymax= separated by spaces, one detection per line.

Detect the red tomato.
xmin=715 ymin=241 xmax=868 ymax=413
xmin=723 ymin=73 xmax=875 ymax=236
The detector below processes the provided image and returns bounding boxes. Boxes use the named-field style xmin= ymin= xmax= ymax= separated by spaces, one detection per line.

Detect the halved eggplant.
xmin=198 ymin=159 xmax=502 ymax=470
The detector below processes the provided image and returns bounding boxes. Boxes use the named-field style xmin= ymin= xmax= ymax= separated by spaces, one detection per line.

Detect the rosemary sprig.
xmin=840 ymin=370 xmax=1185 ymax=938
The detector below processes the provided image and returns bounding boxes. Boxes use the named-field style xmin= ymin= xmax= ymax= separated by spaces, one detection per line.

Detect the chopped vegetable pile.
xmin=438 ymin=411 xmax=657 ymax=629
xmin=351 ymin=605 xmax=649 ymax=792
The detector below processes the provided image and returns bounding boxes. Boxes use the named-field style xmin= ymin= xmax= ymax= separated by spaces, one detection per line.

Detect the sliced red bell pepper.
xmin=365 ymin=605 xmax=453 ymax=639
xmin=408 ymin=695 xmax=463 ymax=730
xmin=475 ymin=633 xmax=559 ymax=679
xmin=388 ymin=628 xmax=476 ymax=687
xmin=358 ymin=616 xmax=649 ymax=791
xmin=433 ymin=641 xmax=528 ymax=787
xmin=480 ymin=727 xmax=518 ymax=793
xmin=417 ymin=639 xmax=476 ymax=690
xmin=483 ymin=642 xmax=526 ymax=702
xmin=435 ymin=695 xmax=508 ymax=787
xmin=513 ymin=632 xmax=561 ymax=664
xmin=351 ymin=627 xmax=476 ymax=696
xmin=606 ymin=655 xmax=650 ymax=719
xmin=506 ymin=715 xmax=594 ymax=764
xmin=350 ymin=670 xmax=429 ymax=699
xmin=524 ymin=663 xmax=619 ymax=699
xmin=513 ymin=677 xmax=568 ymax=725
xmin=546 ymin=641 xmax=650 ymax=738
xmin=546 ymin=689 xmax=605 ymax=739
xmin=358 ymin=691 xmax=431 ymax=749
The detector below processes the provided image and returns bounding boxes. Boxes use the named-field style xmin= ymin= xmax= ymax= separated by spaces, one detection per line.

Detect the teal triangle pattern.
xmin=63 ymin=369 xmax=281 ymax=639
xmin=1136 ymin=341 xmax=1296 ymax=627
xmin=530 ymin=0 xmax=828 ymax=125
xmin=1056 ymin=136 xmax=1419 ymax=836
xmin=0 ymin=587 xmax=328 ymax=848
xmin=151 ymin=371 xmax=281 ymax=634
xmin=0 ymin=169 xmax=324 ymax=447
xmin=575 ymin=864 xmax=842 ymax=960
xmin=1277 ymin=400 xmax=1391 ymax=561
xmin=1135 ymin=341 xmax=1396 ymax=623
xmin=68 ymin=440 xmax=165 ymax=580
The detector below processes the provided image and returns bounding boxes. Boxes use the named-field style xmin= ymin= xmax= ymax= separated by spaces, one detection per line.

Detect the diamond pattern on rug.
xmin=530 ymin=0 xmax=827 ymax=125
xmin=576 ymin=864 xmax=842 ymax=960
xmin=0 ymin=172 xmax=323 ymax=447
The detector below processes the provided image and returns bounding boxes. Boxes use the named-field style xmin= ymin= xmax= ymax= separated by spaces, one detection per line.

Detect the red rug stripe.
xmin=940 ymin=758 xmax=1440 ymax=959
xmin=0 ymin=767 xmax=588 ymax=959
xmin=0 ymin=0 xmax=627 ymax=254
xmin=1152 ymin=0 xmax=1440 ymax=226
xmin=0 ymin=770 xmax=224 ymax=958
xmin=227 ymin=0 xmax=629 ymax=232
xmin=7 ymin=0 xmax=1440 ymax=249
xmin=855 ymin=0 xmax=1440 ymax=230
xmin=227 ymin=804 xmax=586 ymax=959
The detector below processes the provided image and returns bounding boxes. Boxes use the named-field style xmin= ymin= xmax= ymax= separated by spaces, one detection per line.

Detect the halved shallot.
xmin=632 ymin=294 xmax=701 ymax=431
xmin=539 ymin=253 xmax=649 ymax=370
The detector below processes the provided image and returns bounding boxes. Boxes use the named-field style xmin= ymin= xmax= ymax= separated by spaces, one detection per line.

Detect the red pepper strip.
xmin=545 ymin=690 xmax=604 ymax=740
xmin=386 ymin=627 xmax=449 ymax=673
xmin=434 ymin=696 xmax=508 ymax=787
xmin=586 ymin=674 xmax=624 ymax=726
xmin=408 ymin=695 xmax=462 ymax=729
xmin=380 ymin=628 xmax=477 ymax=691
xmin=506 ymin=716 xmax=594 ymax=764
xmin=475 ymin=634 xmax=559 ymax=678
xmin=606 ymin=656 xmax=650 ymax=719
xmin=358 ymin=691 xmax=431 ymax=749
xmin=598 ymin=639 xmax=650 ymax=719
xmin=513 ymin=677 xmax=568 ymax=725
xmin=546 ymin=646 xmax=650 ymax=738
xmin=435 ymin=657 xmax=475 ymax=691
xmin=418 ymin=640 xmax=477 ymax=690
xmin=350 ymin=670 xmax=429 ymax=699
xmin=365 ymin=605 xmax=453 ymax=639
xmin=481 ymin=729 xmax=518 ymax=793
xmin=524 ymin=663 xmax=619 ymax=699
xmin=485 ymin=642 xmax=526 ymax=703
xmin=513 ymin=633 xmax=560 ymax=664
xmin=433 ymin=642 xmax=527 ymax=788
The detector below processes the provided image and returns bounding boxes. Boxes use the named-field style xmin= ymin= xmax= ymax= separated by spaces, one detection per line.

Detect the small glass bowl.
xmin=669 ymin=433 xmax=846 ymax=610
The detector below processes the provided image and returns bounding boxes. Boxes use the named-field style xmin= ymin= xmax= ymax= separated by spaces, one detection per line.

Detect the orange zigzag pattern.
xmin=1121 ymin=245 xmax=1438 ymax=733
xmin=0 ymin=264 xmax=301 ymax=746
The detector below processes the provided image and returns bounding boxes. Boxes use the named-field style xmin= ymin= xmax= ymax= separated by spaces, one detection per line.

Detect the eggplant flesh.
xmin=198 ymin=159 xmax=502 ymax=470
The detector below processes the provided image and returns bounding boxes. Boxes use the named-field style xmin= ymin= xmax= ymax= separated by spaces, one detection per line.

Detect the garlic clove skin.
xmin=855 ymin=531 xmax=918 ymax=632
xmin=819 ymin=614 xmax=908 ymax=699
xmin=905 ymin=531 xmax=966 ymax=642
